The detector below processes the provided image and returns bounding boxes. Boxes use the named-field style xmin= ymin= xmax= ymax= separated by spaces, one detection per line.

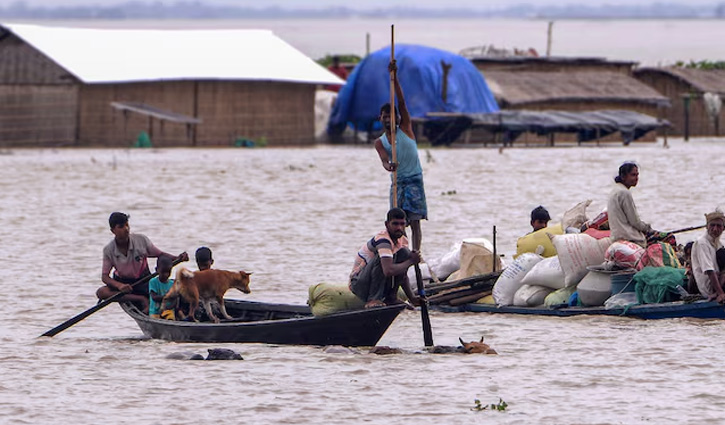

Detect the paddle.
xmin=41 ymin=255 xmax=185 ymax=337
xmin=414 ymin=263 xmax=434 ymax=347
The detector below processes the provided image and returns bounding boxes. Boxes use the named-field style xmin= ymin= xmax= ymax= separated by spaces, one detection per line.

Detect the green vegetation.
xmin=675 ymin=60 xmax=725 ymax=70
xmin=316 ymin=54 xmax=362 ymax=67
xmin=471 ymin=398 xmax=508 ymax=412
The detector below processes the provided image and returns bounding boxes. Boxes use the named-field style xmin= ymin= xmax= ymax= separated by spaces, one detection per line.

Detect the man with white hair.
xmin=692 ymin=209 xmax=725 ymax=302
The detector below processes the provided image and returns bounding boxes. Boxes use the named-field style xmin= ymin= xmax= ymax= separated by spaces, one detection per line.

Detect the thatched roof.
xmin=483 ymin=71 xmax=670 ymax=107
xmin=634 ymin=67 xmax=725 ymax=94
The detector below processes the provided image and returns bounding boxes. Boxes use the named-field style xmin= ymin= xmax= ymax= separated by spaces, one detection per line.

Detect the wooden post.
xmin=492 ymin=225 xmax=497 ymax=273
xmin=390 ymin=24 xmax=397 ymax=208
xmin=683 ymin=94 xmax=691 ymax=142
xmin=546 ymin=21 xmax=554 ymax=57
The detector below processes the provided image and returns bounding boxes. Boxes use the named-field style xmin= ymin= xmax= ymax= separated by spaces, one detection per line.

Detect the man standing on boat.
xmin=350 ymin=208 xmax=421 ymax=308
xmin=607 ymin=162 xmax=658 ymax=248
xmin=692 ymin=210 xmax=725 ymax=302
xmin=374 ymin=60 xmax=427 ymax=251
xmin=97 ymin=212 xmax=188 ymax=314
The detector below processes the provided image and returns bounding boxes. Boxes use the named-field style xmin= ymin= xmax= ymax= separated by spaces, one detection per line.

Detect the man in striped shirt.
xmin=350 ymin=208 xmax=421 ymax=308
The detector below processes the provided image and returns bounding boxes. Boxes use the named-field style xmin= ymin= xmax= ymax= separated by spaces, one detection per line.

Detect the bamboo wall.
xmin=195 ymin=81 xmax=316 ymax=146
xmin=0 ymin=85 xmax=78 ymax=146
xmin=78 ymin=80 xmax=316 ymax=147
xmin=635 ymin=71 xmax=725 ymax=137
xmin=0 ymin=33 xmax=75 ymax=84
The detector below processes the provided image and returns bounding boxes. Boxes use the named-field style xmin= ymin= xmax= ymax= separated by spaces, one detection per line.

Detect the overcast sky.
xmin=4 ymin=0 xmax=721 ymax=9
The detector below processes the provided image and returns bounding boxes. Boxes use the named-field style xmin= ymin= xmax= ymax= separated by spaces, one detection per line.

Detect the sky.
xmin=4 ymin=0 xmax=722 ymax=9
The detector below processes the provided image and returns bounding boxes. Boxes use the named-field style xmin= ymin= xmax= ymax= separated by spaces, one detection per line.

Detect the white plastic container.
xmin=577 ymin=270 xmax=612 ymax=306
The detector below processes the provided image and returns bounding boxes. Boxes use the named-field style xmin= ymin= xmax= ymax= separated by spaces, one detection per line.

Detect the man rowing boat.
xmin=97 ymin=212 xmax=187 ymax=314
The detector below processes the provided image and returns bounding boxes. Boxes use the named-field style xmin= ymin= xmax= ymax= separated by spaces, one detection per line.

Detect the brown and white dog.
xmin=459 ymin=337 xmax=498 ymax=355
xmin=163 ymin=267 xmax=252 ymax=323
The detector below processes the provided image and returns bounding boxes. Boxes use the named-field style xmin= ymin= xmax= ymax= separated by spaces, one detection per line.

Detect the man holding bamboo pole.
xmin=374 ymin=60 xmax=428 ymax=251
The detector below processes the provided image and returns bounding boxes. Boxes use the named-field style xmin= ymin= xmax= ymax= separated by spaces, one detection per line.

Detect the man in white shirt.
xmin=692 ymin=210 xmax=725 ymax=301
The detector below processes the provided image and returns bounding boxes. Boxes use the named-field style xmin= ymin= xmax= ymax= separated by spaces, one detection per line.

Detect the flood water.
xmin=2 ymin=138 xmax=725 ymax=424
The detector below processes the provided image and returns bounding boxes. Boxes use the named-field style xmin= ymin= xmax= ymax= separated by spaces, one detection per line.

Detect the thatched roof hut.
xmin=484 ymin=71 xmax=670 ymax=111
xmin=634 ymin=67 xmax=725 ymax=137
xmin=0 ymin=23 xmax=343 ymax=147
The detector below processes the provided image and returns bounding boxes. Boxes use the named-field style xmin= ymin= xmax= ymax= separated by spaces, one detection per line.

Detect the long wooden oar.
xmin=414 ymin=263 xmax=434 ymax=347
xmin=41 ymin=256 xmax=184 ymax=337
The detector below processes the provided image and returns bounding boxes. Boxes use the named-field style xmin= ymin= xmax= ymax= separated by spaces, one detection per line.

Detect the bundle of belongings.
xmin=493 ymin=200 xmax=693 ymax=310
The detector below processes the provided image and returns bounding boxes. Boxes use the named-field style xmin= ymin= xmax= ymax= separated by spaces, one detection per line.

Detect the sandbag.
xmin=605 ymin=240 xmax=645 ymax=270
xmin=447 ymin=238 xmax=502 ymax=281
xmin=577 ymin=270 xmax=612 ymax=306
xmin=561 ymin=200 xmax=592 ymax=230
xmin=520 ymin=256 xmax=565 ymax=289
xmin=513 ymin=284 xmax=554 ymax=307
xmin=427 ymin=242 xmax=462 ymax=281
xmin=544 ymin=285 xmax=578 ymax=307
xmin=307 ymin=283 xmax=364 ymax=316
xmin=515 ymin=223 xmax=564 ymax=259
xmin=492 ymin=253 xmax=543 ymax=306
xmin=552 ymin=233 xmax=612 ymax=287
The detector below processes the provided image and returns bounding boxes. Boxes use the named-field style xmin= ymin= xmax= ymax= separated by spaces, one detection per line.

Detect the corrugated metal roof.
xmin=1 ymin=23 xmax=344 ymax=85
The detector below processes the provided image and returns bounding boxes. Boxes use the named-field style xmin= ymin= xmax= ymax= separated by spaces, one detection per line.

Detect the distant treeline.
xmin=2 ymin=1 xmax=725 ymax=19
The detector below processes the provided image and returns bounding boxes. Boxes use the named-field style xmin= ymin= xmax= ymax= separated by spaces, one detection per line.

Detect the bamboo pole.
xmin=390 ymin=24 xmax=398 ymax=208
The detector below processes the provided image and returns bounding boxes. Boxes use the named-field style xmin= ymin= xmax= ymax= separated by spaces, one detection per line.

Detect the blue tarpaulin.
xmin=327 ymin=44 xmax=499 ymax=135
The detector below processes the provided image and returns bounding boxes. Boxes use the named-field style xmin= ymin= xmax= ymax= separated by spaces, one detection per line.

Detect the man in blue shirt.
xmin=374 ymin=60 xmax=428 ymax=251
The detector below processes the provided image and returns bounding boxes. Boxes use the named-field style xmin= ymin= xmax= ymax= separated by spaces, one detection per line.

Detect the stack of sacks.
xmin=550 ymin=233 xmax=612 ymax=306
xmin=513 ymin=256 xmax=565 ymax=307
xmin=515 ymin=200 xmax=594 ymax=259
xmin=492 ymin=253 xmax=543 ymax=305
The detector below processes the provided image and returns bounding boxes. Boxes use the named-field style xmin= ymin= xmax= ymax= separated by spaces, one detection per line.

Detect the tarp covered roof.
xmin=0 ymin=23 xmax=344 ymax=85
xmin=327 ymin=44 xmax=499 ymax=134
xmin=484 ymin=71 xmax=670 ymax=107
xmin=423 ymin=110 xmax=668 ymax=146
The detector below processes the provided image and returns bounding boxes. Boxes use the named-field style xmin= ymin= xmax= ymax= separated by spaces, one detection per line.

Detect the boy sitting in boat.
xmin=530 ymin=206 xmax=551 ymax=233
xmin=149 ymin=257 xmax=176 ymax=319
xmin=195 ymin=246 xmax=214 ymax=270
xmin=349 ymin=208 xmax=421 ymax=308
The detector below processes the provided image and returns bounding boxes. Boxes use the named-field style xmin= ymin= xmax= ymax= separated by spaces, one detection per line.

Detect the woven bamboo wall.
xmin=78 ymin=80 xmax=316 ymax=147
xmin=0 ymin=85 xmax=78 ymax=147
xmin=196 ymin=81 xmax=316 ymax=146
xmin=0 ymin=32 xmax=75 ymax=84
xmin=78 ymin=81 xmax=195 ymax=147
xmin=635 ymin=72 xmax=725 ymax=137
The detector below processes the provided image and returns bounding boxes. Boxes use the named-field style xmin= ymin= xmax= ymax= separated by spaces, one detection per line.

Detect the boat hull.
xmin=121 ymin=299 xmax=404 ymax=346
xmin=435 ymin=300 xmax=725 ymax=319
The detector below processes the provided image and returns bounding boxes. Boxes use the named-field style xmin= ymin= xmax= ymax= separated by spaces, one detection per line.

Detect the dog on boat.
xmin=459 ymin=337 xmax=498 ymax=355
xmin=162 ymin=267 xmax=252 ymax=323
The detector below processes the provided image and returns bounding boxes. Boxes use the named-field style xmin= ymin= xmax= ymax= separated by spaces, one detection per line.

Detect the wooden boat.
xmin=433 ymin=300 xmax=725 ymax=320
xmin=120 ymin=299 xmax=405 ymax=346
